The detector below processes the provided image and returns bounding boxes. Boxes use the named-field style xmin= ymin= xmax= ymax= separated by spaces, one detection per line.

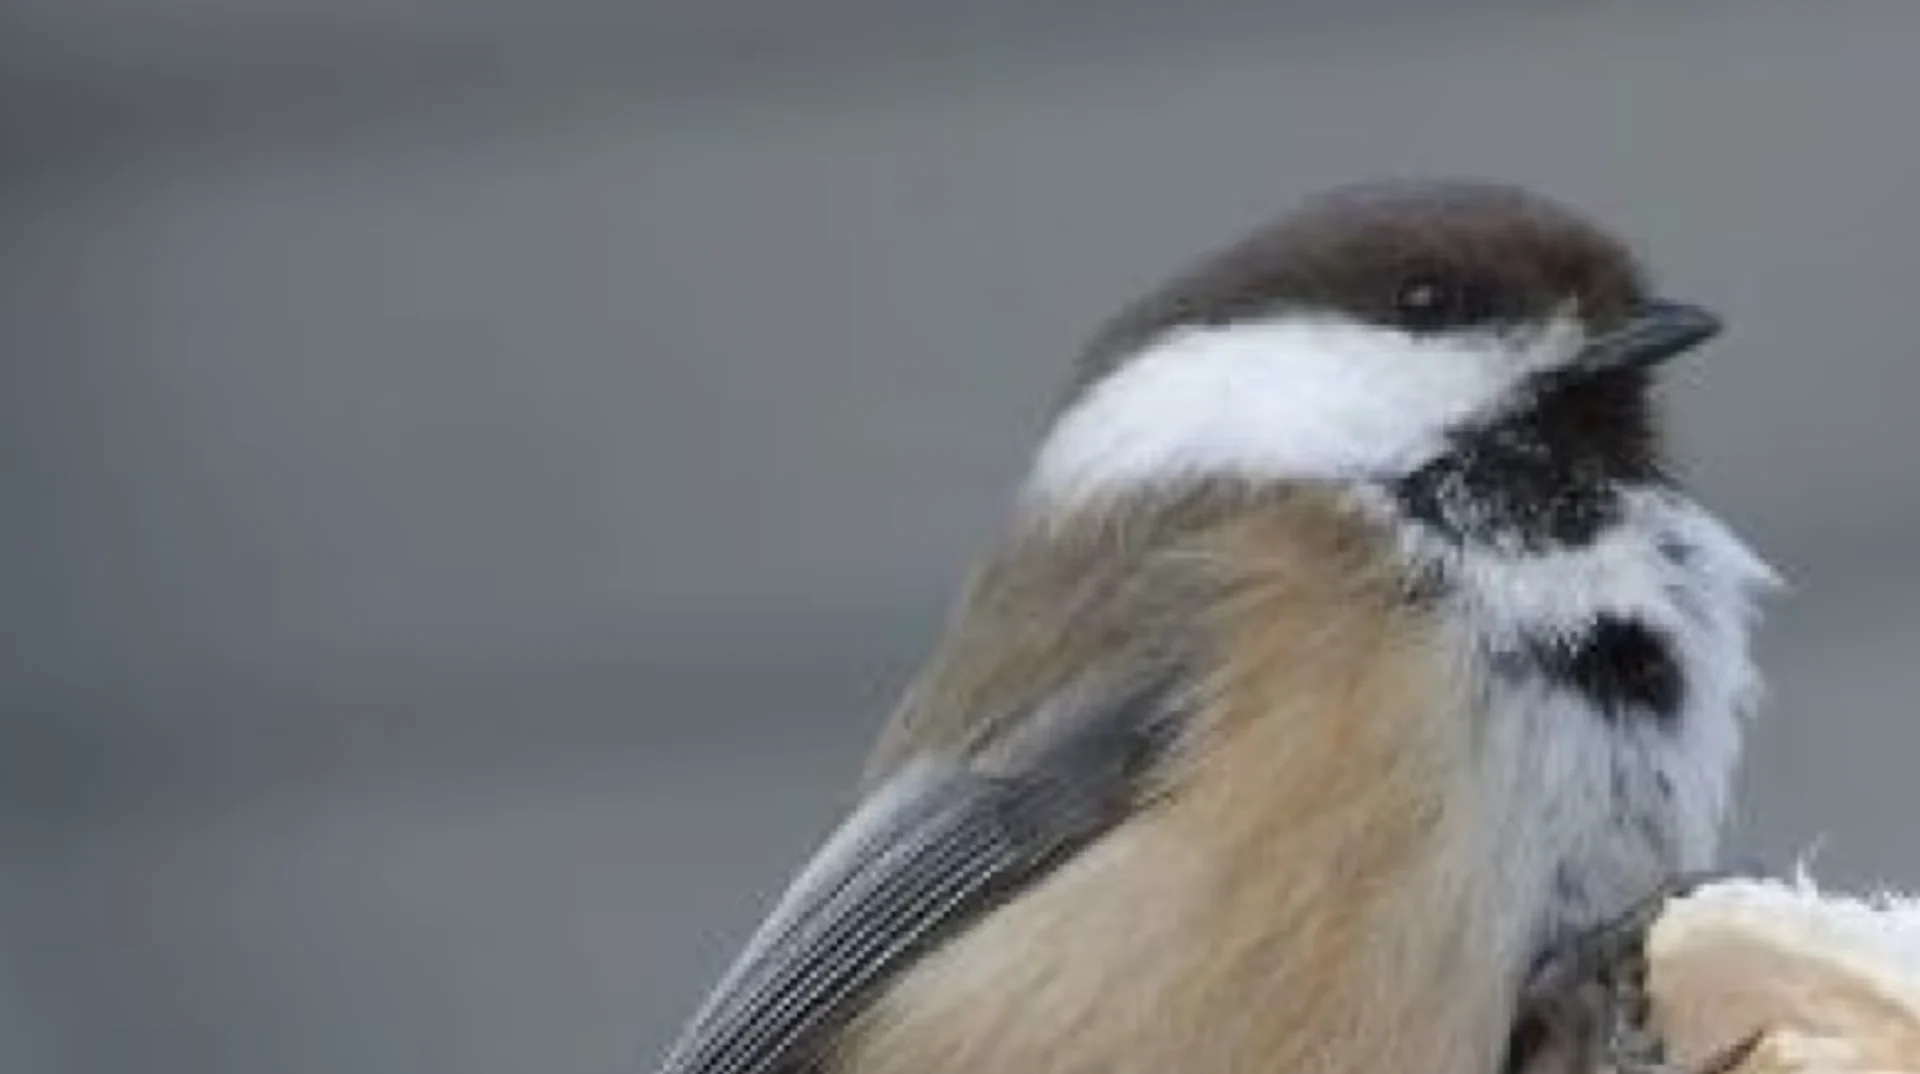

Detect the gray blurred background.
xmin=3 ymin=0 xmax=1918 ymax=1071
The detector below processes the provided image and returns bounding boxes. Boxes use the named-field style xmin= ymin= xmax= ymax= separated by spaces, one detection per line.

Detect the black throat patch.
xmin=1390 ymin=368 xmax=1663 ymax=550
xmin=1390 ymin=368 xmax=1689 ymax=724
xmin=1495 ymin=616 xmax=1688 ymax=725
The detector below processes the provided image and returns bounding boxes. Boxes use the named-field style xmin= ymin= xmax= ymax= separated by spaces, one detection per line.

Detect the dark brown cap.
xmin=1077 ymin=179 xmax=1652 ymax=386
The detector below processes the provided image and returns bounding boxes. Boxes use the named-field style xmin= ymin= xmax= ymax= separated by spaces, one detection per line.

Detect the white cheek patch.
xmin=1024 ymin=315 xmax=1580 ymax=511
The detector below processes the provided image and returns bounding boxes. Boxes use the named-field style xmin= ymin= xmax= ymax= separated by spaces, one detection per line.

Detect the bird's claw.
xmin=1516 ymin=869 xmax=1766 ymax=1074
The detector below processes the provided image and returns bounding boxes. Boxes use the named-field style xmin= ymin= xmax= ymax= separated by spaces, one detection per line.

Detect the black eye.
xmin=1392 ymin=274 xmax=1497 ymax=332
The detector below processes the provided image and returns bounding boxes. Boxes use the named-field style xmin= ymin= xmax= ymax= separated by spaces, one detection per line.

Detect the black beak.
xmin=1569 ymin=300 xmax=1722 ymax=375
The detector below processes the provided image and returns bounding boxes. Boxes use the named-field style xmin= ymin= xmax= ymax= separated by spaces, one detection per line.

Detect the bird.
xmin=650 ymin=179 xmax=1778 ymax=1074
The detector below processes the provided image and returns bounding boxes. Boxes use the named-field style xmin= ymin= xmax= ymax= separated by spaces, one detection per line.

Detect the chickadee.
xmin=653 ymin=180 xmax=1777 ymax=1074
